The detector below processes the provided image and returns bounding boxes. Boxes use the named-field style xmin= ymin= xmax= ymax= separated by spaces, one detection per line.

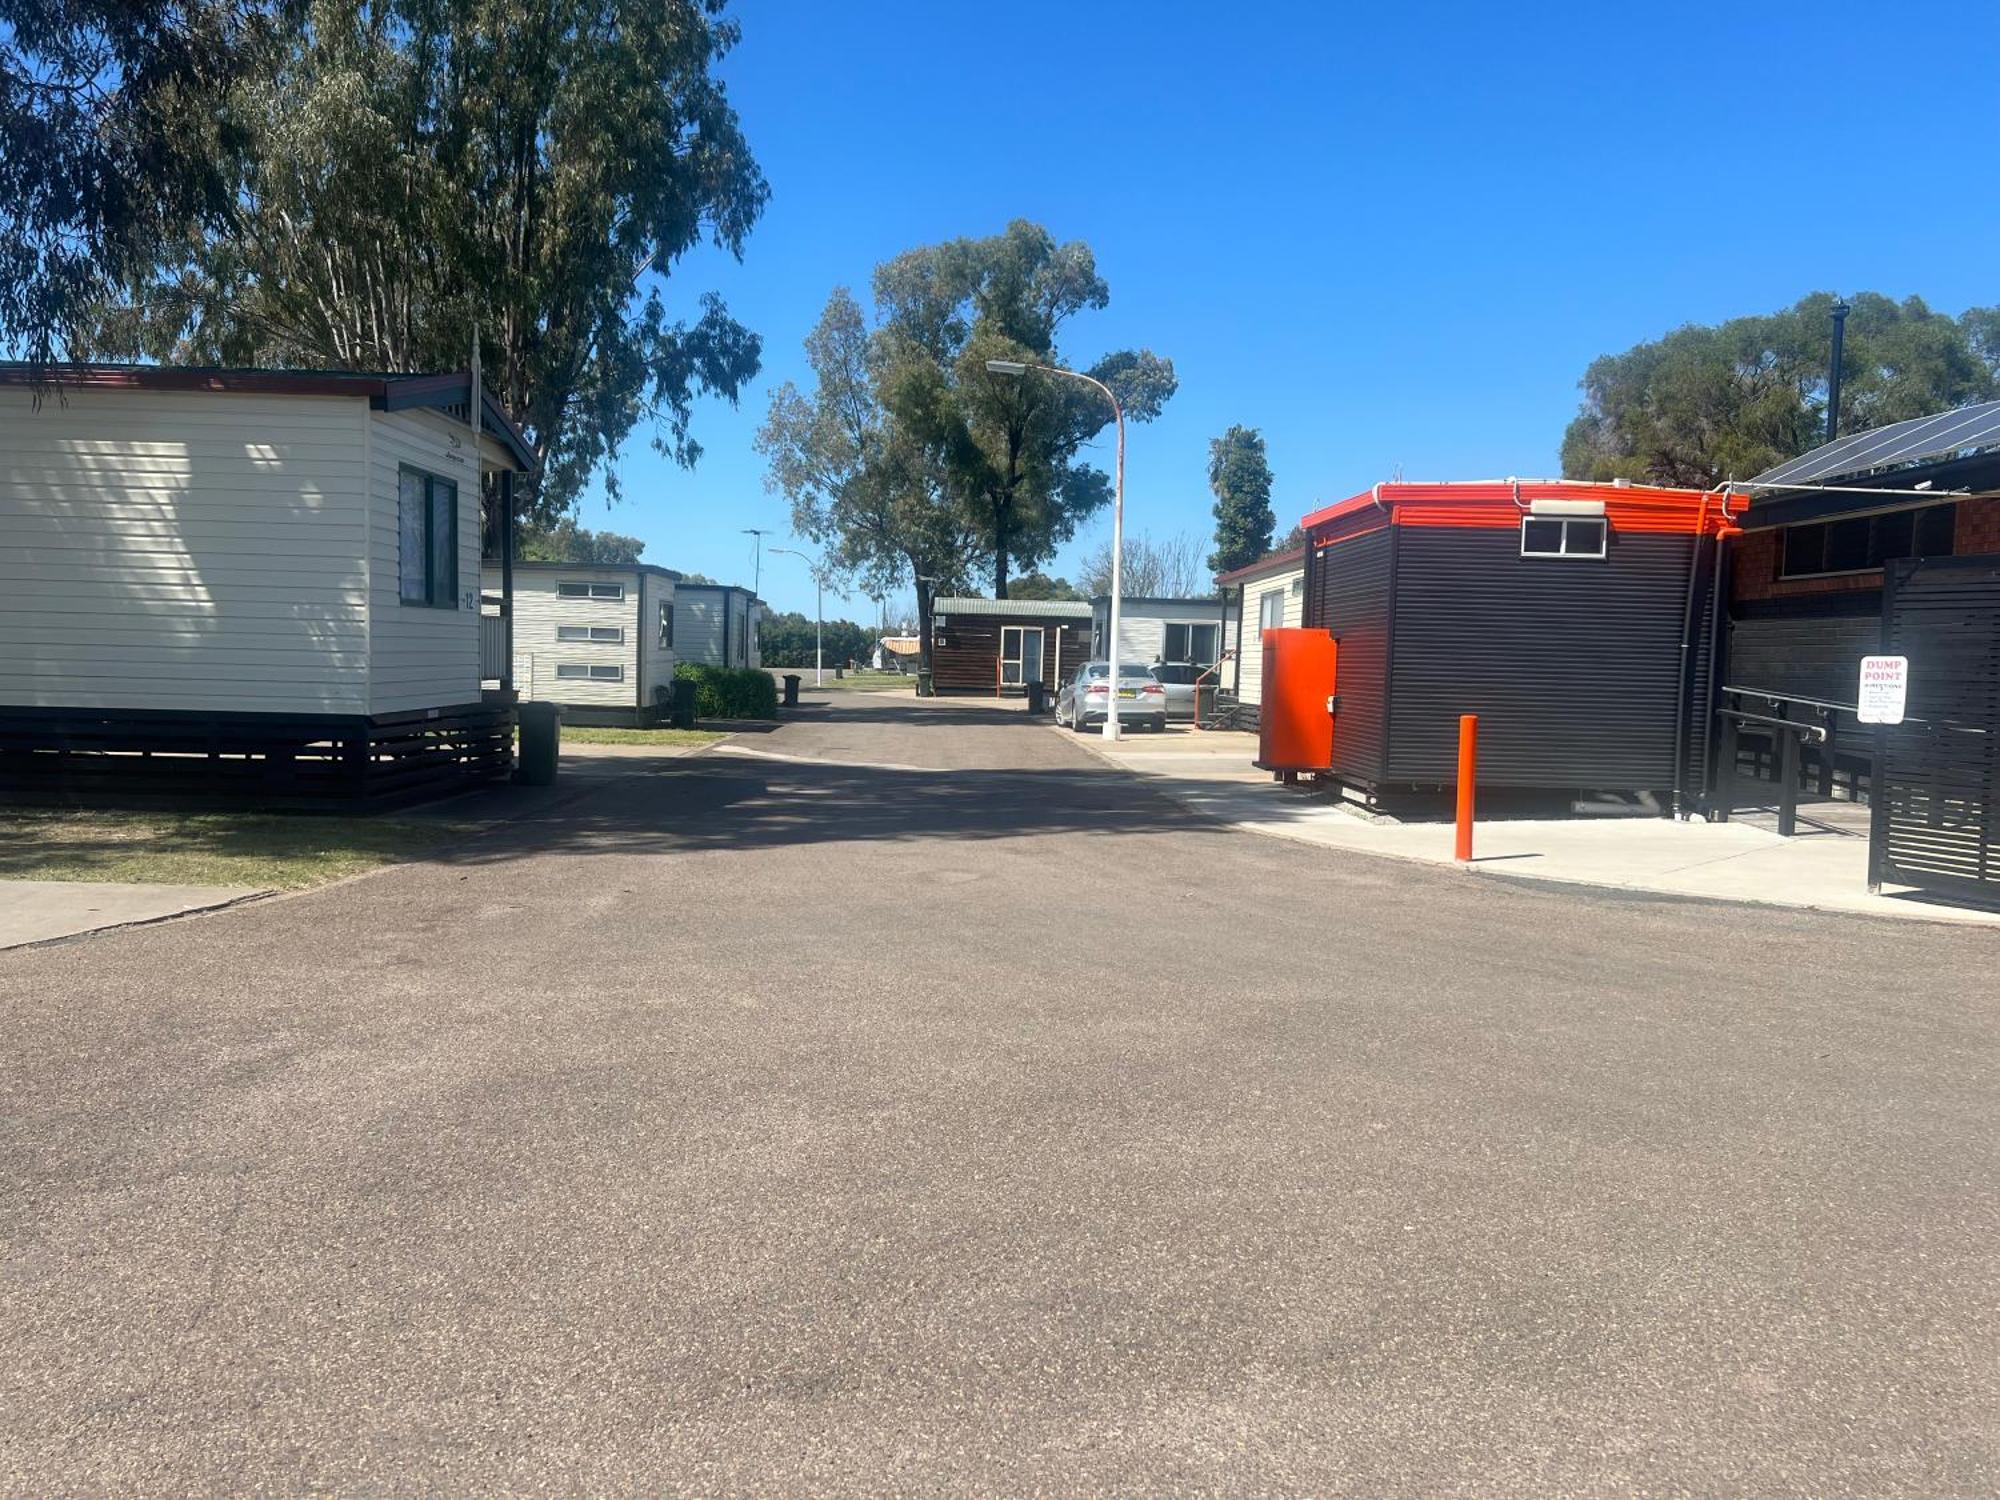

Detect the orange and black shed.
xmin=1296 ymin=480 xmax=1735 ymax=806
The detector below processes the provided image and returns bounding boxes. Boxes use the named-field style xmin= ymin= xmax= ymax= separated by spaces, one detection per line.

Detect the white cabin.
xmin=481 ymin=561 xmax=682 ymax=724
xmin=1089 ymin=595 xmax=1232 ymax=670
xmin=674 ymin=583 xmax=764 ymax=670
xmin=0 ymin=365 xmax=531 ymax=803
xmin=1215 ymin=549 xmax=1308 ymax=707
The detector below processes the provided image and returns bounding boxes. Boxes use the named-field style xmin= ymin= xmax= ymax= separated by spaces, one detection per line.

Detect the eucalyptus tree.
xmin=756 ymin=287 xmax=981 ymax=683
xmin=872 ymin=221 xmax=1176 ymax=596
xmin=96 ymin=0 xmax=767 ymax=525
xmin=0 ymin=0 xmax=260 ymax=365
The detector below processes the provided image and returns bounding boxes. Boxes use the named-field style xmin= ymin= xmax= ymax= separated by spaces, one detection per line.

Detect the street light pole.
xmin=986 ymin=359 xmax=1126 ymax=741
xmin=770 ymin=547 xmax=823 ymax=685
xmin=742 ymin=528 xmax=768 ymax=598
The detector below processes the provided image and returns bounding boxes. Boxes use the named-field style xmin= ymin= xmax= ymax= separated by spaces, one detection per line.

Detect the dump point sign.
xmin=1858 ymin=655 xmax=1909 ymax=724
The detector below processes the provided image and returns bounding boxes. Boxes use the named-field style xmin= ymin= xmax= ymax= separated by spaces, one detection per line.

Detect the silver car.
xmin=1147 ymin=661 xmax=1219 ymax=721
xmin=1054 ymin=661 xmax=1168 ymax=733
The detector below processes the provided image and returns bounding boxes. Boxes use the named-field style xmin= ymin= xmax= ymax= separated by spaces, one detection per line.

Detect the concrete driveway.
xmin=2 ymin=696 xmax=1995 ymax=1495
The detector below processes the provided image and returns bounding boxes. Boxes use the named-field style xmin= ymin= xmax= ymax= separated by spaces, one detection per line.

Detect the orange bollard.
xmin=1454 ymin=714 xmax=1478 ymax=862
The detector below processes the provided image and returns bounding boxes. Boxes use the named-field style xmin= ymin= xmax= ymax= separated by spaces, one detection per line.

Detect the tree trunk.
xmin=993 ymin=504 xmax=1009 ymax=599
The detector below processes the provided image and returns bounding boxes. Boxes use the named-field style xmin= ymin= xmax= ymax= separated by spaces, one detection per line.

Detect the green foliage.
xmin=1007 ymin=571 xmax=1082 ymax=601
xmin=1207 ymin=426 xmax=1276 ymax=575
xmin=871 ymin=220 xmax=1176 ymax=596
xmin=0 ymin=0 xmax=259 ymax=365
xmin=1563 ymin=292 xmax=2000 ymax=487
xmin=516 ymin=519 xmax=646 ymax=564
xmin=672 ymin=662 xmax=776 ymax=720
xmin=756 ymin=611 xmax=869 ymax=667
xmin=93 ymin=0 xmax=767 ymax=525
xmin=756 ymin=286 xmax=983 ymax=683
xmin=679 ymin=571 xmax=718 ymax=585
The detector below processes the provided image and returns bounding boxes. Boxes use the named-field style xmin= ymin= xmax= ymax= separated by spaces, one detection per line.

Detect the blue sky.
xmin=598 ymin=0 xmax=2000 ymax=620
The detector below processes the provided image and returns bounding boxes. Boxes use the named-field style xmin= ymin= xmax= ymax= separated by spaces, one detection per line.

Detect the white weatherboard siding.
xmin=675 ymin=585 xmax=760 ymax=668
xmin=0 ymin=387 xmax=372 ymax=714
xmin=1092 ymin=602 xmax=1230 ymax=667
xmin=1233 ymin=564 xmax=1306 ymax=706
xmin=639 ymin=570 xmax=678 ymax=705
xmin=492 ymin=566 xmax=641 ymax=710
xmin=366 ymin=407 xmax=492 ymax=715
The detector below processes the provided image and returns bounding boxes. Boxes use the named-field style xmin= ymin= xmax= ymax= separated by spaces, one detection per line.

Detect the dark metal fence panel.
xmin=1870 ymin=555 xmax=2000 ymax=904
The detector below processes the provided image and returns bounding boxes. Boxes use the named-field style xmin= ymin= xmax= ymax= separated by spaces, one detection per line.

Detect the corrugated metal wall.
xmin=1728 ymin=604 xmax=1879 ymax=705
xmin=1385 ymin=527 xmax=1709 ymax=789
xmin=1305 ymin=528 xmax=1392 ymax=784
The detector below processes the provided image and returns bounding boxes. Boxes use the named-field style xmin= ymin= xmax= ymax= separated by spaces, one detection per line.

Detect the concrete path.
xmin=2 ymin=696 xmax=1996 ymax=1494
xmin=1072 ymin=723 xmax=2000 ymax=925
xmin=0 ymin=879 xmax=263 ymax=950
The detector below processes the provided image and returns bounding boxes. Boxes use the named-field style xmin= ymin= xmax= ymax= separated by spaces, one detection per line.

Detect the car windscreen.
xmin=1083 ymin=663 xmax=1156 ymax=681
xmin=1152 ymin=664 xmax=1198 ymax=684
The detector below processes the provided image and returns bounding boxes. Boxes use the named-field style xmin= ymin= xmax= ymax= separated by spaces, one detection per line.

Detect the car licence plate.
xmin=1117 ymin=689 xmax=1137 ymax=698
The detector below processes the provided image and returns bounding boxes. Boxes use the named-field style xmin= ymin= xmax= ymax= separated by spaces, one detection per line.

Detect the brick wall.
xmin=1731 ymin=494 xmax=2000 ymax=604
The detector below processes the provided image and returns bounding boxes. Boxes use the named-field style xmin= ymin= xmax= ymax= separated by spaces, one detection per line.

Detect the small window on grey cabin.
xmin=556 ymin=625 xmax=622 ymax=643
xmin=557 ymin=581 xmax=625 ymax=600
xmin=1521 ymin=517 xmax=1607 ymax=558
xmin=555 ymin=663 xmax=624 ymax=681
xmin=659 ymin=601 xmax=674 ymax=648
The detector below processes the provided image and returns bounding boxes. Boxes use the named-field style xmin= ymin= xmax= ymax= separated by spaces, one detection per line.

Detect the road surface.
xmin=2 ymin=697 xmax=1995 ymax=1494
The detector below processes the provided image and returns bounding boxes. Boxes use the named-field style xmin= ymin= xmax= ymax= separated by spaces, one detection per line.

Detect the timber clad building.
xmin=929 ymin=597 xmax=1092 ymax=696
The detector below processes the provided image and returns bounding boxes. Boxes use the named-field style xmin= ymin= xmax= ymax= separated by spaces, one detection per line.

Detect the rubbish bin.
xmin=668 ymin=678 xmax=697 ymax=728
xmin=782 ymin=673 xmax=801 ymax=708
xmin=1025 ymin=680 xmax=1046 ymax=715
xmin=834 ymin=665 xmax=844 ymax=679
xmin=516 ymin=701 xmax=561 ymax=786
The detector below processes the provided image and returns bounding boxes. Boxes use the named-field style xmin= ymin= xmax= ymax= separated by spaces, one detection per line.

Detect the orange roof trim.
xmin=1303 ymin=481 xmax=1739 ymax=538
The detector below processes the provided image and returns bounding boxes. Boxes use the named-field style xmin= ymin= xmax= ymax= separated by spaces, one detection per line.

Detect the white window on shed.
xmin=555 ymin=663 xmax=624 ymax=681
xmin=1163 ymin=621 xmax=1220 ymax=665
xmin=1258 ymin=588 xmax=1286 ymax=634
xmin=556 ymin=625 xmax=623 ymax=643
xmin=1521 ymin=516 xmax=1608 ymax=559
xmin=557 ymin=581 xmax=625 ymax=600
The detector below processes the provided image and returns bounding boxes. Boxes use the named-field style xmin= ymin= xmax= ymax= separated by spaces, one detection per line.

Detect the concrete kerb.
xmin=1048 ymin=721 xmax=2000 ymax=929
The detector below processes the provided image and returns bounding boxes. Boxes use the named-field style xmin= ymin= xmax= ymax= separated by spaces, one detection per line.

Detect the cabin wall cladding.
xmin=1387 ymin=526 xmax=1706 ymax=788
xmin=1306 ymin=528 xmax=1392 ymax=785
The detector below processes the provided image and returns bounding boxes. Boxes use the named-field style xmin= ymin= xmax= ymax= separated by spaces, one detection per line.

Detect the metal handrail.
xmin=1721 ymin=685 xmax=1858 ymax=715
xmin=1717 ymin=708 xmax=1826 ymax=743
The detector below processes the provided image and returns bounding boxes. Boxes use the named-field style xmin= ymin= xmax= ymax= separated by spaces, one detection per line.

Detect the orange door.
xmin=1257 ymin=628 xmax=1338 ymax=771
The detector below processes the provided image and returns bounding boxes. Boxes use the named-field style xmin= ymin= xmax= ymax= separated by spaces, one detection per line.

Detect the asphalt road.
xmin=3 ymin=697 xmax=1996 ymax=1496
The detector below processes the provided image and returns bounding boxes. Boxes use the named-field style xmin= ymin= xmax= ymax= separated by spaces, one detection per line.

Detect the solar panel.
xmin=1750 ymin=399 xmax=2000 ymax=489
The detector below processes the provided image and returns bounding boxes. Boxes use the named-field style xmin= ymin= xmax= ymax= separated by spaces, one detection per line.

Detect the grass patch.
xmin=0 ymin=810 xmax=463 ymax=890
xmin=559 ymin=726 xmax=726 ymax=748
xmin=810 ymin=672 xmax=915 ymax=693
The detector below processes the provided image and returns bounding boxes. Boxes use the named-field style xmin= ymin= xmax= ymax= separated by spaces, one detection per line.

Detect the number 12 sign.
xmin=1857 ymin=655 xmax=1909 ymax=725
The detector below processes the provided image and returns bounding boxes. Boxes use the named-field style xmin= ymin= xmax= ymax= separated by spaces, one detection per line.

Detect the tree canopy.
xmin=756 ymin=611 xmax=869 ymax=669
xmin=88 ymin=0 xmax=766 ymax=526
xmin=756 ymin=285 xmax=983 ymax=681
xmin=1562 ymin=292 xmax=2000 ymax=487
xmin=1207 ymin=425 xmax=1275 ymax=575
xmin=515 ymin=519 xmax=646 ymax=564
xmin=1078 ymin=530 xmax=1207 ymax=599
xmin=872 ymin=221 xmax=1176 ymax=596
xmin=0 ymin=0 xmax=258 ymax=365
xmin=1007 ymin=571 xmax=1082 ymax=601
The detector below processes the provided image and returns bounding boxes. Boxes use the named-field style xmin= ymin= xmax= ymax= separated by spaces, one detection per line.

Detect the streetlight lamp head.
xmin=985 ymin=360 xmax=1029 ymax=377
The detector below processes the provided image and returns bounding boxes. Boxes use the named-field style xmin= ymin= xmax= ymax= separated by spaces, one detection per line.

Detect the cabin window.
xmin=1163 ymin=622 xmax=1221 ymax=665
xmin=1520 ymin=516 xmax=1607 ymax=559
xmin=1778 ymin=503 xmax=1955 ymax=579
xmin=556 ymin=625 xmax=623 ymax=644
xmin=1258 ymin=588 xmax=1286 ymax=635
xmin=555 ymin=663 xmax=624 ymax=681
xmin=659 ymin=602 xmax=675 ymax=648
xmin=557 ymin=581 xmax=625 ymax=600
xmin=398 ymin=467 xmax=458 ymax=607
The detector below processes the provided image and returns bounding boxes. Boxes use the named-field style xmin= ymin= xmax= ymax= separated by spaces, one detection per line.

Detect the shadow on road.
xmin=441 ymin=747 xmax=1203 ymax=866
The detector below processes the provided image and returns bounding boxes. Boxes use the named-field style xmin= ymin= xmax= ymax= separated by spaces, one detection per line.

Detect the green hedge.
xmin=672 ymin=663 xmax=777 ymax=720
